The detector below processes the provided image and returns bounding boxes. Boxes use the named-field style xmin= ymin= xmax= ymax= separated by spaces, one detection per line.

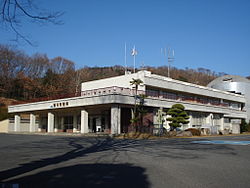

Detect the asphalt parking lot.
xmin=0 ymin=133 xmax=250 ymax=188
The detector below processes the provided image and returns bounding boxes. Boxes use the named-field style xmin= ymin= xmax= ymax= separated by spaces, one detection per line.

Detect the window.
xmin=231 ymin=102 xmax=240 ymax=109
xmin=209 ymin=98 xmax=220 ymax=105
xmin=161 ymin=91 xmax=178 ymax=100
xmin=196 ymin=97 xmax=208 ymax=104
xmin=191 ymin=112 xmax=206 ymax=126
xmin=64 ymin=116 xmax=73 ymax=130
xmin=146 ymin=89 xmax=159 ymax=98
xmin=224 ymin=118 xmax=230 ymax=123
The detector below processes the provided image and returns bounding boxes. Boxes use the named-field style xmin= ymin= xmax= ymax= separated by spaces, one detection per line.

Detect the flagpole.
xmin=134 ymin=47 xmax=136 ymax=73
xmin=131 ymin=45 xmax=137 ymax=73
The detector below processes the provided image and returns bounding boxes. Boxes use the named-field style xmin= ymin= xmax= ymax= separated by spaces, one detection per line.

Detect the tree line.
xmin=0 ymin=44 xmax=242 ymax=103
xmin=0 ymin=45 xmax=75 ymax=100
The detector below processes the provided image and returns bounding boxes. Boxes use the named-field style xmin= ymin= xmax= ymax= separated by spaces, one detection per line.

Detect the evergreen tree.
xmin=167 ymin=104 xmax=189 ymax=130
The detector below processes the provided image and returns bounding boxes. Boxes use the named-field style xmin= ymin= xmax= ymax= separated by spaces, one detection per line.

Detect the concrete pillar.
xmin=187 ymin=113 xmax=192 ymax=129
xmin=47 ymin=112 xmax=54 ymax=133
xmin=29 ymin=114 xmax=36 ymax=132
xmin=220 ymin=116 xmax=224 ymax=131
xmin=207 ymin=113 xmax=218 ymax=134
xmin=54 ymin=115 xmax=58 ymax=132
xmin=73 ymin=114 xmax=78 ymax=133
xmin=81 ymin=109 xmax=88 ymax=133
xmin=14 ymin=114 xmax=21 ymax=132
xmin=111 ymin=105 xmax=121 ymax=135
xmin=206 ymin=113 xmax=213 ymax=125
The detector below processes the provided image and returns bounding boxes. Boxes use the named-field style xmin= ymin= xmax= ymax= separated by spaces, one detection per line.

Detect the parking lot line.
xmin=192 ymin=140 xmax=250 ymax=145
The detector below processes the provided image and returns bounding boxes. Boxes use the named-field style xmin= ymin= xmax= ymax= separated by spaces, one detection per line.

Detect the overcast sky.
xmin=1 ymin=0 xmax=250 ymax=76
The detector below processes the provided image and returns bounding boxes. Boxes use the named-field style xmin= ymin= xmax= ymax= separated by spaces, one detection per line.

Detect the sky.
xmin=0 ymin=0 xmax=250 ymax=76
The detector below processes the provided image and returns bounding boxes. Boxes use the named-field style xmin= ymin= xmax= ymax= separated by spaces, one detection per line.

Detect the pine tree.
xmin=167 ymin=104 xmax=189 ymax=130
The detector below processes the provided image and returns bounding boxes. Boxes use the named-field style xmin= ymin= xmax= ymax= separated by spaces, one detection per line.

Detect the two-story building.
xmin=8 ymin=70 xmax=246 ymax=134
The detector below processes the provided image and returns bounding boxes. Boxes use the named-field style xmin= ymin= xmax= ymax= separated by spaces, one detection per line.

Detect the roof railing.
xmin=11 ymin=86 xmax=243 ymax=111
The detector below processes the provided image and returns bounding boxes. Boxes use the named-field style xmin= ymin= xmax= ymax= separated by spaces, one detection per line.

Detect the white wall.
xmin=0 ymin=120 xmax=9 ymax=133
xmin=8 ymin=122 xmax=32 ymax=132
xmin=144 ymin=76 xmax=245 ymax=104
xmin=81 ymin=71 xmax=147 ymax=91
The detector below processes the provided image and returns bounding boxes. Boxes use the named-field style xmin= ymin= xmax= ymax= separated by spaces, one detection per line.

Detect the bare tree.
xmin=0 ymin=0 xmax=63 ymax=45
xmin=26 ymin=53 xmax=50 ymax=78
xmin=50 ymin=57 xmax=75 ymax=74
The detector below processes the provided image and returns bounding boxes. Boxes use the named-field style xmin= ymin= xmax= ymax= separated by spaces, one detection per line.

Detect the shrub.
xmin=240 ymin=119 xmax=250 ymax=133
xmin=240 ymin=120 xmax=246 ymax=133
xmin=0 ymin=106 xmax=9 ymax=121
xmin=166 ymin=104 xmax=189 ymax=130
xmin=185 ymin=128 xmax=201 ymax=136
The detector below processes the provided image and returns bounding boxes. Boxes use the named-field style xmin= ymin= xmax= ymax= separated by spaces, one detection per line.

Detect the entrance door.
xmin=121 ymin=108 xmax=132 ymax=133
xmin=92 ymin=118 xmax=96 ymax=133
xmin=64 ymin=116 xmax=73 ymax=132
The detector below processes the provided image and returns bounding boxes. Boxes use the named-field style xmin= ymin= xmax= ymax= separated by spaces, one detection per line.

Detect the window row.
xmin=146 ymin=88 xmax=242 ymax=110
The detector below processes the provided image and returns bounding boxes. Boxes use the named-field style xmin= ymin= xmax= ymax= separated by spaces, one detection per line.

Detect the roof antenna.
xmin=162 ymin=47 xmax=174 ymax=77
xmin=124 ymin=42 xmax=127 ymax=74
xmin=167 ymin=47 xmax=174 ymax=78
xmin=140 ymin=61 xmax=145 ymax=70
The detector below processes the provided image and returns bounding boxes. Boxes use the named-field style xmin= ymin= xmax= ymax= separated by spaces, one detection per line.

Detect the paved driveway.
xmin=0 ymin=134 xmax=250 ymax=188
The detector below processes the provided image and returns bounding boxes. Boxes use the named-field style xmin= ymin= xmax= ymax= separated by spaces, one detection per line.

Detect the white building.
xmin=8 ymin=70 xmax=246 ymax=134
xmin=208 ymin=75 xmax=250 ymax=122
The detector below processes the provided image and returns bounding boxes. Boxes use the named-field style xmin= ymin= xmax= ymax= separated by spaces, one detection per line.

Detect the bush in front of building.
xmin=0 ymin=106 xmax=9 ymax=121
xmin=240 ymin=119 xmax=250 ymax=133
xmin=185 ymin=128 xmax=201 ymax=136
xmin=166 ymin=104 xmax=190 ymax=130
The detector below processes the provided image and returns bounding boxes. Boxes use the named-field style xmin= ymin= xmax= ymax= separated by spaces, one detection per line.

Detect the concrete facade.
xmin=80 ymin=110 xmax=88 ymax=133
xmin=0 ymin=119 xmax=9 ymax=133
xmin=29 ymin=113 xmax=36 ymax=132
xmin=208 ymin=75 xmax=250 ymax=122
xmin=111 ymin=105 xmax=121 ymax=135
xmin=8 ymin=71 xmax=247 ymax=135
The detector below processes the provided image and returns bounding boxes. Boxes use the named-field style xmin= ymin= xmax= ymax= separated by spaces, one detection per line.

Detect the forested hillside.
xmin=0 ymin=44 xmax=245 ymax=103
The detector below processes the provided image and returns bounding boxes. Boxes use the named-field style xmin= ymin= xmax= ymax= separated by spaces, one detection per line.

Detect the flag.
xmin=131 ymin=46 xmax=138 ymax=56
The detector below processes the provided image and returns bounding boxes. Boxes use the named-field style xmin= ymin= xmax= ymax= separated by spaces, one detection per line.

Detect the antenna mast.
xmin=161 ymin=47 xmax=175 ymax=77
xmin=167 ymin=47 xmax=174 ymax=77
xmin=124 ymin=42 xmax=127 ymax=73
xmin=141 ymin=61 xmax=145 ymax=70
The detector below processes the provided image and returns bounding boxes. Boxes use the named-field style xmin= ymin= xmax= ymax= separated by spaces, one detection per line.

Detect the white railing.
xmin=81 ymin=86 xmax=145 ymax=97
xmin=81 ymin=86 xmax=243 ymax=111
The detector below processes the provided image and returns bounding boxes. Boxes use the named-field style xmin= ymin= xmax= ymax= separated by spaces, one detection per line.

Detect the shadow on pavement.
xmin=4 ymin=163 xmax=149 ymax=188
xmin=0 ymin=137 xmax=141 ymax=183
xmin=143 ymin=138 xmax=237 ymax=159
xmin=0 ymin=136 xmax=238 ymax=186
